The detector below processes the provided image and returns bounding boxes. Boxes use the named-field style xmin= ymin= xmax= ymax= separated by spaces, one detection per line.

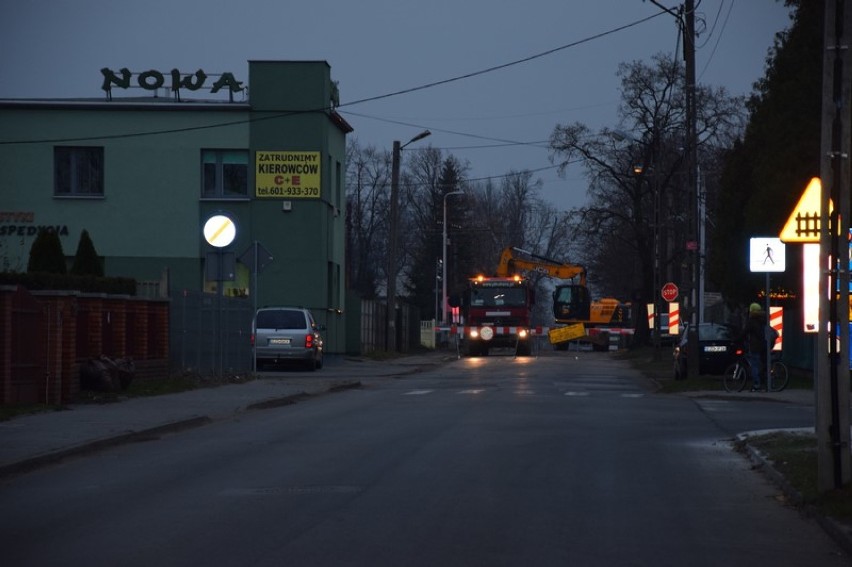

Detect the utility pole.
xmin=386 ymin=140 xmax=401 ymax=352
xmin=649 ymin=0 xmax=699 ymax=378
xmin=683 ymin=0 xmax=700 ymax=380
xmin=817 ymin=0 xmax=851 ymax=492
xmin=386 ymin=130 xmax=431 ymax=352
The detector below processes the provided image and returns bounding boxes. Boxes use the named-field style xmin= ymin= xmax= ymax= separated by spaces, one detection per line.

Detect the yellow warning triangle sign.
xmin=779 ymin=177 xmax=833 ymax=243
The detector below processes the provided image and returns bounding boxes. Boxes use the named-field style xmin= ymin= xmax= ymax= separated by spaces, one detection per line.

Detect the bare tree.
xmin=549 ymin=53 xmax=745 ymax=325
xmin=457 ymin=171 xmax=576 ymax=326
xmin=345 ymin=142 xmax=584 ymax=328
xmin=345 ymin=139 xmax=391 ymax=299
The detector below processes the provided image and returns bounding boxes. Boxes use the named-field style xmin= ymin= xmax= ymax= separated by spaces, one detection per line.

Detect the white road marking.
xmin=403 ymin=390 xmax=434 ymax=395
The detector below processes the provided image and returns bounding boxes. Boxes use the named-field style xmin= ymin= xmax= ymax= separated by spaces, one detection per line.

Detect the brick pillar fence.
xmin=0 ymin=286 xmax=170 ymax=405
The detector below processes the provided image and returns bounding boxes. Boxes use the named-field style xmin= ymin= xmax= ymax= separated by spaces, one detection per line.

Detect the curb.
xmin=0 ymin=379 xmax=363 ymax=480
xmin=0 ymin=416 xmax=211 ymax=480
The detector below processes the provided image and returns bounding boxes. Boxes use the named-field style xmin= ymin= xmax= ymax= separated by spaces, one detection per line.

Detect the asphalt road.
xmin=0 ymin=352 xmax=847 ymax=566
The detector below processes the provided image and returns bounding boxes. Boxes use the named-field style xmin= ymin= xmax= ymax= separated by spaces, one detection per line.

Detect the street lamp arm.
xmin=401 ymin=130 xmax=431 ymax=149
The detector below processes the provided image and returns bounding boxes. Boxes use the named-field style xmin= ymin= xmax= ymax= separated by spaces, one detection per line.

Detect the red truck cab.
xmin=455 ymin=275 xmax=535 ymax=356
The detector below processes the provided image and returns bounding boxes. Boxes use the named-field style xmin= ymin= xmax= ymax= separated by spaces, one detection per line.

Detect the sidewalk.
xmin=678 ymin=387 xmax=816 ymax=405
xmin=0 ymin=351 xmax=453 ymax=479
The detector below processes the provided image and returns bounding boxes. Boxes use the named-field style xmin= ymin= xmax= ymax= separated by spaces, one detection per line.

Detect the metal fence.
xmin=169 ymin=292 xmax=425 ymax=375
xmin=170 ymin=290 xmax=253 ymax=375
xmin=358 ymin=299 xmax=420 ymax=354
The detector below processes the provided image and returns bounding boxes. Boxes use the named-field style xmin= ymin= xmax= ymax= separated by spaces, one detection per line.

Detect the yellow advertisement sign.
xmin=548 ymin=323 xmax=586 ymax=345
xmin=255 ymin=151 xmax=321 ymax=198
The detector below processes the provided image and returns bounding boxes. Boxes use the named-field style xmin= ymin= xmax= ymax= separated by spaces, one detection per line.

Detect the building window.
xmin=54 ymin=147 xmax=104 ymax=196
xmin=202 ymin=149 xmax=248 ymax=199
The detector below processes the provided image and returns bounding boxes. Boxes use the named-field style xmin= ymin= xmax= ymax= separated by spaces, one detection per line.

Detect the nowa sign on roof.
xmin=779 ymin=177 xmax=833 ymax=243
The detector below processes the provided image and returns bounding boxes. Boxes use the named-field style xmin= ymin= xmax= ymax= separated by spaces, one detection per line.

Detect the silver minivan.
xmin=252 ymin=307 xmax=324 ymax=371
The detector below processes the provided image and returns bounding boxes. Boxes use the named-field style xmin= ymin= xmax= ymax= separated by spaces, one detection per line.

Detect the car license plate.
xmin=704 ymin=345 xmax=726 ymax=352
xmin=269 ymin=338 xmax=291 ymax=345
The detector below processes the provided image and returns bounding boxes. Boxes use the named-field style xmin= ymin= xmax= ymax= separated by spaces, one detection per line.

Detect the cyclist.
xmin=735 ymin=302 xmax=767 ymax=391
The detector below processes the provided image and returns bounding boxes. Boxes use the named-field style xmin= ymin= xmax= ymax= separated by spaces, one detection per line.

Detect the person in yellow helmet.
xmin=735 ymin=303 xmax=767 ymax=391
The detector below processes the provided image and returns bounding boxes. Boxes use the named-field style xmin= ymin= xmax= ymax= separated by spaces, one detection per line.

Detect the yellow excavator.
xmin=496 ymin=247 xmax=631 ymax=347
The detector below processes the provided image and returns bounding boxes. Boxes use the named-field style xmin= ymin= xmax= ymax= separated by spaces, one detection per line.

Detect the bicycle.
xmin=723 ymin=347 xmax=789 ymax=392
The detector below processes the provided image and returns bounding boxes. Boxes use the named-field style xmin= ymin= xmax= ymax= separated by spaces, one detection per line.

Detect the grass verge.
xmin=740 ymin=431 xmax=852 ymax=528
xmin=613 ymin=345 xmax=815 ymax=393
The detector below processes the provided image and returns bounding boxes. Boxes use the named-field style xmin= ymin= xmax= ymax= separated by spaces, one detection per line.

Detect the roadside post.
xmin=203 ymin=213 xmax=237 ymax=377
xmin=239 ymin=241 xmax=274 ymax=373
xmin=660 ymin=282 xmax=678 ymax=365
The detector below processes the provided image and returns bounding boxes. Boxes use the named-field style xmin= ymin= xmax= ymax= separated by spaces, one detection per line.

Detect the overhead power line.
xmin=338 ymin=12 xmax=667 ymax=108
xmin=340 ymin=109 xmax=551 ymax=149
xmin=0 ymin=12 xmax=668 ymax=146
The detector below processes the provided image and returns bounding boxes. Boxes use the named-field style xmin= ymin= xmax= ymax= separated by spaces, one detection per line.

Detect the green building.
xmin=0 ymin=61 xmax=352 ymax=356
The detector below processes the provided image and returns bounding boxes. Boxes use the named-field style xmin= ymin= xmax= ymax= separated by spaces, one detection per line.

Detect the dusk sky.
xmin=0 ymin=0 xmax=792 ymax=210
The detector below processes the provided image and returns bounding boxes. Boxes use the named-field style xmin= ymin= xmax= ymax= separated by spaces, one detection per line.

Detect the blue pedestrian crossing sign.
xmin=749 ymin=237 xmax=785 ymax=272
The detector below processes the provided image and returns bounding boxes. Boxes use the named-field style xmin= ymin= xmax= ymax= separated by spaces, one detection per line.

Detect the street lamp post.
xmin=386 ymin=130 xmax=431 ymax=352
xmin=612 ymin=129 xmax=662 ymax=358
xmin=442 ymin=190 xmax=464 ymax=325
xmin=650 ymin=168 xmax=662 ymax=360
xmin=434 ymin=258 xmax=442 ymax=323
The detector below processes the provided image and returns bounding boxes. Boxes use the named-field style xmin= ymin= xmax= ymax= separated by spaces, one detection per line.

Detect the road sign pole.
xmin=766 ymin=271 xmax=771 ymax=391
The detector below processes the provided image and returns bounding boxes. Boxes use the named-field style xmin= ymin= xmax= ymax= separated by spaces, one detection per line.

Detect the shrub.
xmin=71 ymin=229 xmax=104 ymax=277
xmin=0 ymin=272 xmax=137 ymax=295
xmin=27 ymin=230 xmax=67 ymax=274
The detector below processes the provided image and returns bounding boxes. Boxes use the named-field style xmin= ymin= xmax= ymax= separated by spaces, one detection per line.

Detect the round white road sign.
xmin=203 ymin=214 xmax=236 ymax=248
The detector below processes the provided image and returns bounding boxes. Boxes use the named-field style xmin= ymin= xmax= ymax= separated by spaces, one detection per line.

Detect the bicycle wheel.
xmin=768 ymin=361 xmax=789 ymax=392
xmin=723 ymin=362 xmax=748 ymax=392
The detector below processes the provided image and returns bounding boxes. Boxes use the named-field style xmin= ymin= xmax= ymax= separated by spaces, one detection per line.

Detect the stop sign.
xmin=661 ymin=282 xmax=679 ymax=302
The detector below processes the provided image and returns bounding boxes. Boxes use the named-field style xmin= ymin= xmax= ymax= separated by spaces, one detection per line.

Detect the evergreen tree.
xmin=709 ymin=0 xmax=821 ymax=304
xmin=71 ymin=229 xmax=104 ymax=276
xmin=27 ymin=230 xmax=67 ymax=274
xmin=404 ymin=154 xmax=467 ymax=320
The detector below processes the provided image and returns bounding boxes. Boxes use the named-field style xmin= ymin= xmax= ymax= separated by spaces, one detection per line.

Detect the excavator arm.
xmin=495 ymin=247 xmax=587 ymax=285
xmin=495 ymin=247 xmax=591 ymax=323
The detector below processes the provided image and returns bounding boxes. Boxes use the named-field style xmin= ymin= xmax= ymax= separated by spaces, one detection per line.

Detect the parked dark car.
xmin=252 ymin=307 xmax=324 ymax=371
xmin=673 ymin=323 xmax=740 ymax=379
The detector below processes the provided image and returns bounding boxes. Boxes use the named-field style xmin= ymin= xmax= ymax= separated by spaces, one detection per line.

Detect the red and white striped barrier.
xmin=647 ymin=302 xmax=680 ymax=335
xmin=435 ymin=325 xmax=547 ymax=336
xmin=586 ymin=327 xmax=635 ymax=336
xmin=769 ymin=306 xmax=783 ymax=351
xmin=436 ymin=325 xmax=635 ymax=336
xmin=668 ymin=303 xmax=679 ymax=335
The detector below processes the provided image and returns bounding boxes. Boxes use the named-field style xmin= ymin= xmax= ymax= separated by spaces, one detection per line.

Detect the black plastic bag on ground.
xmin=80 ymin=356 xmax=135 ymax=392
